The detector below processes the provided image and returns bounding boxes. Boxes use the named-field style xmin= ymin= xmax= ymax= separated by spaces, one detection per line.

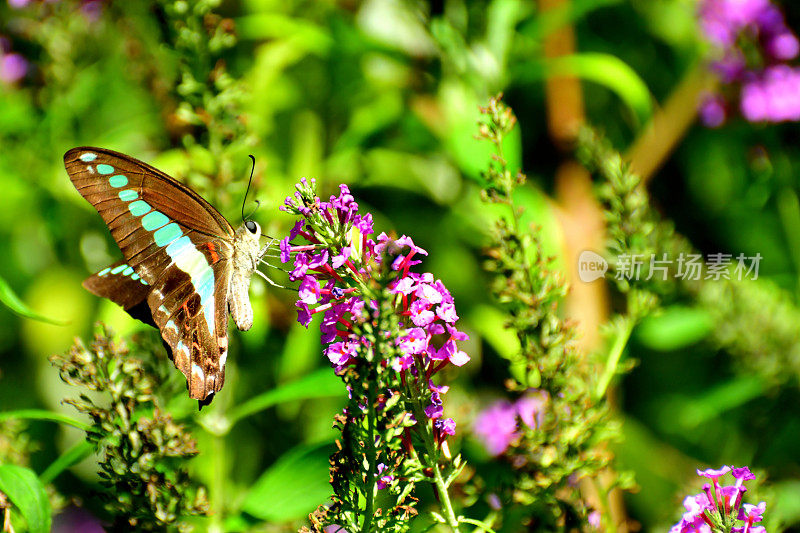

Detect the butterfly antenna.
xmin=245 ymin=199 xmax=261 ymax=220
xmin=242 ymin=154 xmax=256 ymax=222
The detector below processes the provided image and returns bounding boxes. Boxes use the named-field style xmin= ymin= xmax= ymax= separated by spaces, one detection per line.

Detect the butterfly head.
xmin=236 ymin=218 xmax=262 ymax=249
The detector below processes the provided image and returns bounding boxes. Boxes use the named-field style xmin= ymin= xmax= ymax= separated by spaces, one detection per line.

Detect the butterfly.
xmin=64 ymin=147 xmax=273 ymax=405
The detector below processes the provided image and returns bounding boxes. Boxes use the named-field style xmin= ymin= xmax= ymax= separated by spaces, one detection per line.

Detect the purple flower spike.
xmin=698 ymin=0 xmax=800 ymax=125
xmin=280 ymin=178 xmax=469 ymax=446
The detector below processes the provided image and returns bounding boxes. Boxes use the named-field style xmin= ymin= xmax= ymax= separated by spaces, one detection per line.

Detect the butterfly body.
xmin=229 ymin=221 xmax=263 ymax=332
xmin=64 ymin=147 xmax=265 ymax=403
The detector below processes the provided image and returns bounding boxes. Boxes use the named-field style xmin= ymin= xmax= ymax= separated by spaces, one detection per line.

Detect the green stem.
xmin=460 ymin=516 xmax=499 ymax=533
xmin=408 ymin=387 xmax=460 ymax=533
xmin=40 ymin=440 xmax=94 ymax=484
xmin=431 ymin=460 xmax=461 ymax=532
xmin=360 ymin=376 xmax=377 ymax=533
xmin=594 ymin=317 xmax=634 ymax=400
xmin=591 ymin=476 xmax=612 ymax=531
xmin=489 ymin=124 xmax=540 ymax=320
xmin=776 ymin=187 xmax=800 ymax=294
xmin=209 ymin=434 xmax=226 ymax=533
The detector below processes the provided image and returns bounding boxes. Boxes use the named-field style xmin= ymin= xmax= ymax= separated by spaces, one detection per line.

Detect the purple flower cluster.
xmin=698 ymin=0 xmax=800 ymax=124
xmin=0 ymin=37 xmax=27 ymax=85
xmin=740 ymin=65 xmax=800 ymax=121
xmin=473 ymin=390 xmax=548 ymax=456
xmin=671 ymin=466 xmax=765 ymax=533
xmin=280 ymin=179 xmax=469 ymax=449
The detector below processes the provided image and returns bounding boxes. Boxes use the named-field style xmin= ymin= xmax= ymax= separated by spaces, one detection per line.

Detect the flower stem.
xmin=594 ymin=317 xmax=634 ymax=400
xmin=209 ymin=434 xmax=226 ymax=533
xmin=431 ymin=459 xmax=461 ymax=532
xmin=360 ymin=376 xmax=378 ymax=533
xmin=408 ymin=387 xmax=460 ymax=532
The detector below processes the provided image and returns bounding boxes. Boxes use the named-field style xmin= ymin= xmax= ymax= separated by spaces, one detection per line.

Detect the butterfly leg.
xmin=253 ymin=268 xmax=292 ymax=290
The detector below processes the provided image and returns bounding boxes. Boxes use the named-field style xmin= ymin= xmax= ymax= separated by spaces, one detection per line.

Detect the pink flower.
xmin=473 ymin=400 xmax=518 ymax=455
xmin=0 ymin=53 xmax=27 ymax=84
xmin=672 ymin=466 xmax=765 ymax=533
xmin=699 ymin=94 xmax=727 ymax=127
xmin=516 ymin=389 xmax=548 ymax=429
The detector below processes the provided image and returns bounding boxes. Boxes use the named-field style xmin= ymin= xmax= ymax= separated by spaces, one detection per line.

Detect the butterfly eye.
xmin=245 ymin=220 xmax=258 ymax=234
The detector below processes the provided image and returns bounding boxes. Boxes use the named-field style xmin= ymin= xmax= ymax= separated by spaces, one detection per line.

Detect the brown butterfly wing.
xmin=147 ymin=238 xmax=234 ymax=400
xmin=65 ymin=147 xmax=236 ymax=402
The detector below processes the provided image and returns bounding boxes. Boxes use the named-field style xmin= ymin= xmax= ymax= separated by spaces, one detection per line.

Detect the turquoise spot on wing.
xmin=79 ymin=153 xmax=97 ymax=162
xmin=98 ymin=267 xmax=111 ymax=276
xmin=129 ymin=200 xmax=151 ymax=217
xmin=118 ymin=189 xmax=137 ymax=201
xmin=142 ymin=211 xmax=169 ymax=231
xmin=166 ymin=235 xmax=193 ymax=259
xmin=154 ymin=223 xmax=182 ymax=246
xmin=111 ymin=264 xmax=127 ymax=275
xmin=109 ymin=175 xmax=128 ymax=188
xmin=97 ymin=164 xmax=114 ymax=175
xmin=140 ymin=278 xmax=149 ymax=286
xmin=131 ymin=273 xmax=140 ymax=281
xmin=122 ymin=266 xmax=134 ymax=276
xmin=196 ymin=267 xmax=215 ymax=305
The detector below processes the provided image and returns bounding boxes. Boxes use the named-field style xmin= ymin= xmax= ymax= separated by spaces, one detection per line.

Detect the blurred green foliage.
xmin=0 ymin=0 xmax=799 ymax=531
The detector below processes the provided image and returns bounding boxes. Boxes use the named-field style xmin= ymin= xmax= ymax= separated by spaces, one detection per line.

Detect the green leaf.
xmin=548 ymin=53 xmax=652 ymax=124
xmin=514 ymin=53 xmax=652 ymax=125
xmin=673 ymin=376 xmax=766 ymax=429
xmin=39 ymin=440 xmax=94 ymax=484
xmin=236 ymin=14 xmax=332 ymax=54
xmin=228 ymin=368 xmax=343 ymax=425
xmin=240 ymin=442 xmax=332 ymax=522
xmin=0 ymin=465 xmax=52 ymax=533
xmin=469 ymin=305 xmax=521 ymax=361
xmin=774 ymin=480 xmax=800 ymax=525
xmin=520 ymin=0 xmax=623 ymax=40
xmin=0 ymin=409 xmax=91 ymax=432
xmin=636 ymin=306 xmax=713 ymax=351
xmin=0 ymin=275 xmax=67 ymax=325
